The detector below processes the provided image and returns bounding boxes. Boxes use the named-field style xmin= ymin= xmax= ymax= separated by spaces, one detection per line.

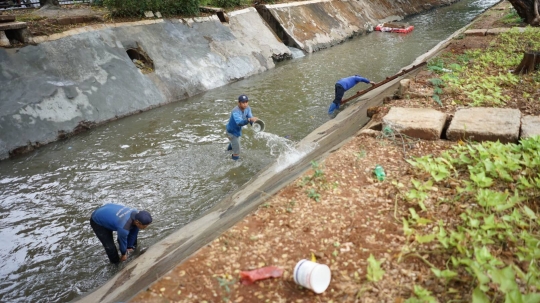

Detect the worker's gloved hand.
xmin=328 ymin=103 xmax=339 ymax=115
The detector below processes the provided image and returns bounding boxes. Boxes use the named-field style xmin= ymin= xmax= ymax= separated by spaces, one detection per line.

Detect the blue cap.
xmin=238 ymin=94 xmax=249 ymax=102
xmin=135 ymin=211 xmax=152 ymax=225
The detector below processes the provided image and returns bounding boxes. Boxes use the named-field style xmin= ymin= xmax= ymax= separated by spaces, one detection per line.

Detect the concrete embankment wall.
xmin=0 ymin=8 xmax=290 ymax=160
xmin=258 ymin=0 xmax=459 ymax=52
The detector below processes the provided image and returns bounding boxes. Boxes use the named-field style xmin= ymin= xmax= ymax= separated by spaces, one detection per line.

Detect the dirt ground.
xmin=125 ymin=1 xmax=540 ymax=303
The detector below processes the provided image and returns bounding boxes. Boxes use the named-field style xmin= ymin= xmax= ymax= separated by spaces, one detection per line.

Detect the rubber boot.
xmin=328 ymin=102 xmax=339 ymax=115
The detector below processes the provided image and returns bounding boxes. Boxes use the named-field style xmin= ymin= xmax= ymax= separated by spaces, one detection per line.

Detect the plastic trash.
xmin=239 ymin=266 xmax=284 ymax=285
xmin=293 ymin=260 xmax=331 ymax=294
xmin=374 ymin=165 xmax=386 ymax=181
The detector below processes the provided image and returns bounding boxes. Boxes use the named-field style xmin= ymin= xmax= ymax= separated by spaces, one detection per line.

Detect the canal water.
xmin=0 ymin=0 xmax=499 ymax=301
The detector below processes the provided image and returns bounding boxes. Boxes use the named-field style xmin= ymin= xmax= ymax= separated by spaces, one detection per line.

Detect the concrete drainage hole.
xmin=126 ymin=46 xmax=154 ymax=74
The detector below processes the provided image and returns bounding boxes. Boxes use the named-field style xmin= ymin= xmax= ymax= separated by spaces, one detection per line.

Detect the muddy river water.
xmin=0 ymin=0 xmax=499 ymax=301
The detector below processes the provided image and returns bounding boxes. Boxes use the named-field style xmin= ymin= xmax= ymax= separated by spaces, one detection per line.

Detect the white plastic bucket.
xmin=252 ymin=119 xmax=265 ymax=132
xmin=293 ymin=259 xmax=331 ymax=294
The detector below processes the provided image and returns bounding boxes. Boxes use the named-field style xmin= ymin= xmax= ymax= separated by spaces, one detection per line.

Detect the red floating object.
xmin=375 ymin=23 xmax=415 ymax=34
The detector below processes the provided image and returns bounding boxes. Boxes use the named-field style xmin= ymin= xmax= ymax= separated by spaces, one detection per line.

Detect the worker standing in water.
xmin=90 ymin=203 xmax=152 ymax=264
xmin=226 ymin=94 xmax=258 ymax=160
xmin=328 ymin=75 xmax=375 ymax=115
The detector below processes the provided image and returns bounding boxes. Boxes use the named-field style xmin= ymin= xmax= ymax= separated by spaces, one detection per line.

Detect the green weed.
xmin=366 ymin=254 xmax=385 ymax=282
xmin=501 ymin=8 xmax=523 ymax=24
xmin=402 ymin=136 xmax=540 ymax=301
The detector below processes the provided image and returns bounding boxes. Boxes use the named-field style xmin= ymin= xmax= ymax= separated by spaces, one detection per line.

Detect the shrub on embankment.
xmin=101 ymin=0 xmax=252 ymax=17
xmin=102 ymin=0 xmax=200 ymax=17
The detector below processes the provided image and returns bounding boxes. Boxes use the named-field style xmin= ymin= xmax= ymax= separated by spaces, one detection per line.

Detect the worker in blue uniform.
xmin=328 ymin=75 xmax=375 ymax=115
xmin=226 ymin=94 xmax=258 ymax=160
xmin=90 ymin=203 xmax=152 ymax=263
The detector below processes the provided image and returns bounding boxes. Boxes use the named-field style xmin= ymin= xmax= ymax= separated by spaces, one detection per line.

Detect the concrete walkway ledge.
xmin=464 ymin=27 xmax=527 ymax=37
xmin=30 ymin=19 xmax=166 ymax=44
xmin=446 ymin=107 xmax=521 ymax=143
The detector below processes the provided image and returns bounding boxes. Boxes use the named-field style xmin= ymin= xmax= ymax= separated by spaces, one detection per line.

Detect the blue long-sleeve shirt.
xmin=336 ymin=75 xmax=371 ymax=91
xmin=226 ymin=106 xmax=253 ymax=137
xmin=91 ymin=204 xmax=140 ymax=255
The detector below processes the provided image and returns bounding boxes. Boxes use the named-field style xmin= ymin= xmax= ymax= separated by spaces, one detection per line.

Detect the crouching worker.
xmin=226 ymin=94 xmax=258 ymax=160
xmin=90 ymin=203 xmax=152 ymax=264
xmin=328 ymin=75 xmax=375 ymax=115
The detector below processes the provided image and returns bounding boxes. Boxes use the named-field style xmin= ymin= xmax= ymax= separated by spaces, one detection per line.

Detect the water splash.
xmin=255 ymin=132 xmax=316 ymax=172
xmin=287 ymin=46 xmax=306 ymax=59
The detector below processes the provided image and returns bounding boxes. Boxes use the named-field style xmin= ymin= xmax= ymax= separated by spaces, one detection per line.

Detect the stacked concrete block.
xmin=446 ymin=107 xmax=521 ymax=143
xmin=382 ymin=107 xmax=448 ymax=140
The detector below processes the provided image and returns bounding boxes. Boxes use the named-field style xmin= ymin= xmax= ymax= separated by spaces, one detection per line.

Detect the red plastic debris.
xmin=239 ymin=266 xmax=284 ymax=285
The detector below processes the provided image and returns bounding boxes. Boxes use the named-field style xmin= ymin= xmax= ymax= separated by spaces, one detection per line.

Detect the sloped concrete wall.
xmin=258 ymin=0 xmax=459 ymax=52
xmin=0 ymin=8 xmax=291 ymax=160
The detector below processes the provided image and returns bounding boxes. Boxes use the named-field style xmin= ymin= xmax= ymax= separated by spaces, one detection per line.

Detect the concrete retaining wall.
xmin=257 ymin=0 xmax=459 ymax=53
xmin=0 ymin=0 xmax=461 ymax=160
xmin=0 ymin=8 xmax=291 ymax=160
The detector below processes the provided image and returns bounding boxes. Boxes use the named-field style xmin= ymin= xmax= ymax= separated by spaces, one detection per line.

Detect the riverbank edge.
xmin=74 ymin=2 xmax=504 ymax=302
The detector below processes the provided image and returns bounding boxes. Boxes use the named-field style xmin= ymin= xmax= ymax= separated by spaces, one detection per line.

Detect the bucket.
xmin=293 ymin=260 xmax=331 ymax=294
xmin=252 ymin=119 xmax=265 ymax=132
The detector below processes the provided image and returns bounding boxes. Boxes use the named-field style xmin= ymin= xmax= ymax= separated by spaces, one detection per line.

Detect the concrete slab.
xmin=446 ymin=107 xmax=521 ymax=143
xmin=0 ymin=15 xmax=16 ymax=22
xmin=464 ymin=29 xmax=486 ymax=36
xmin=486 ymin=28 xmax=510 ymax=35
xmin=520 ymin=115 xmax=540 ymax=139
xmin=382 ymin=107 xmax=447 ymax=140
xmin=0 ymin=21 xmax=27 ymax=31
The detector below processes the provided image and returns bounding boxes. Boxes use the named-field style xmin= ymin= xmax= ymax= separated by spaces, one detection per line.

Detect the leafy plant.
xmin=216 ymin=276 xmax=236 ymax=302
xmin=306 ymin=188 xmax=321 ymax=202
xmin=404 ymin=285 xmax=437 ymax=303
xmin=366 ymin=254 xmax=385 ymax=282
xmin=403 ymin=136 xmax=540 ymax=301
xmin=356 ymin=149 xmax=366 ymax=159
xmin=429 ymin=78 xmax=444 ymax=106
xmin=501 ymin=8 xmax=523 ymax=24
xmin=427 ymin=58 xmax=445 ymax=74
